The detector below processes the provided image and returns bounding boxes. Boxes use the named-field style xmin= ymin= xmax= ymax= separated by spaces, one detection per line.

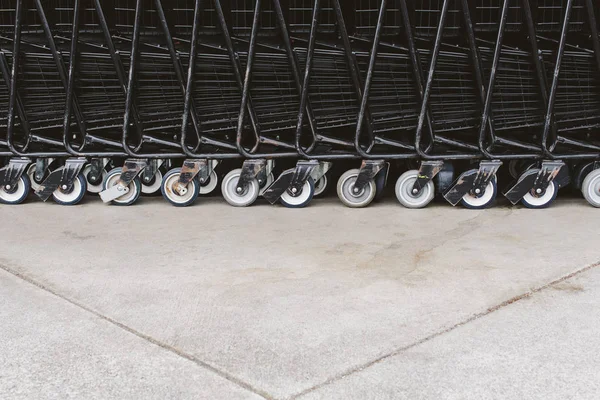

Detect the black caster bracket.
xmin=353 ymin=160 xmax=389 ymax=194
xmin=504 ymin=161 xmax=567 ymax=205
xmin=36 ymin=158 xmax=87 ymax=202
xmin=262 ymin=161 xmax=332 ymax=205
xmin=444 ymin=160 xmax=503 ymax=206
xmin=0 ymin=158 xmax=31 ymax=190
xmin=236 ymin=159 xmax=274 ymax=194
xmin=141 ymin=159 xmax=164 ymax=186
xmin=412 ymin=161 xmax=444 ymax=195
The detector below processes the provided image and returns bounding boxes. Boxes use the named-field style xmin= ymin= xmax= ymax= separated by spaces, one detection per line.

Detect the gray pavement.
xmin=0 ymin=196 xmax=598 ymax=399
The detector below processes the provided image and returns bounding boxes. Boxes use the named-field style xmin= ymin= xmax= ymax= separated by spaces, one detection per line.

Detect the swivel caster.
xmin=161 ymin=168 xmax=200 ymax=207
xmin=0 ymin=175 xmax=30 ymax=205
xmin=582 ymin=168 xmax=600 ymax=208
xmin=221 ymin=168 xmax=260 ymax=207
xmin=395 ymin=170 xmax=435 ymax=209
xmin=102 ymin=167 xmax=142 ymax=206
xmin=52 ymin=174 xmax=87 ymax=206
xmin=278 ymin=169 xmax=315 ymax=208
xmin=337 ymin=169 xmax=376 ymax=208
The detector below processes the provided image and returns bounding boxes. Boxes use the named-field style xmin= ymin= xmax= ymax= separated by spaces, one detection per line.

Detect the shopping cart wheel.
xmin=199 ymin=170 xmax=219 ymax=195
xmin=102 ymin=167 xmax=142 ymax=206
xmin=82 ymin=164 xmax=107 ymax=194
xmin=520 ymin=169 xmax=558 ymax=209
xmin=141 ymin=170 xmax=163 ymax=195
xmin=221 ymin=168 xmax=259 ymax=207
xmin=280 ymin=176 xmax=315 ymax=208
xmin=395 ymin=170 xmax=435 ymax=209
xmin=27 ymin=163 xmax=48 ymax=193
xmin=460 ymin=174 xmax=497 ymax=210
xmin=314 ymin=174 xmax=328 ymax=197
xmin=52 ymin=174 xmax=87 ymax=206
xmin=337 ymin=169 xmax=376 ymax=208
xmin=0 ymin=174 xmax=30 ymax=205
xmin=161 ymin=168 xmax=200 ymax=207
xmin=259 ymin=173 xmax=275 ymax=196
xmin=582 ymin=168 xmax=600 ymax=208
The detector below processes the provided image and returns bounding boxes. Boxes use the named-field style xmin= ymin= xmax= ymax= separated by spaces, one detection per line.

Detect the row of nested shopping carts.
xmin=1 ymin=0 xmax=600 ymax=209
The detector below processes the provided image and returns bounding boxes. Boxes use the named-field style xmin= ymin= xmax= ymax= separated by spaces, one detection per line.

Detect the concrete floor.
xmin=0 ymin=194 xmax=599 ymax=400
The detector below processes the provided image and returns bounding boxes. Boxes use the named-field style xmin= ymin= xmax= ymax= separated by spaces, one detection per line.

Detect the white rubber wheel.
xmin=82 ymin=164 xmax=108 ymax=194
xmin=314 ymin=174 xmax=328 ymax=197
xmin=103 ymin=167 xmax=142 ymax=206
xmin=522 ymin=180 xmax=558 ymax=209
xmin=0 ymin=174 xmax=30 ymax=205
xmin=336 ymin=169 xmax=376 ymax=208
xmin=27 ymin=163 xmax=46 ymax=193
xmin=280 ymin=177 xmax=315 ymax=208
xmin=259 ymin=173 xmax=274 ymax=196
xmin=460 ymin=178 xmax=498 ymax=209
xmin=52 ymin=174 xmax=87 ymax=206
xmin=141 ymin=169 xmax=163 ymax=195
xmin=582 ymin=168 xmax=600 ymax=208
xmin=395 ymin=170 xmax=435 ymax=209
xmin=199 ymin=170 xmax=219 ymax=195
xmin=221 ymin=168 xmax=259 ymax=207
xmin=161 ymin=168 xmax=200 ymax=207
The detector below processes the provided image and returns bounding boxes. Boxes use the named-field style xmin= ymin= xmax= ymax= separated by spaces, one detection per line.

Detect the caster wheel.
xmin=259 ymin=173 xmax=274 ymax=196
xmin=221 ymin=168 xmax=259 ymax=207
xmin=582 ymin=168 xmax=600 ymax=208
xmin=102 ymin=167 xmax=142 ymax=206
xmin=161 ymin=168 xmax=200 ymax=207
xmin=141 ymin=169 xmax=163 ymax=195
xmin=279 ymin=171 xmax=315 ymax=208
xmin=337 ymin=169 xmax=376 ymax=208
xmin=27 ymin=163 xmax=47 ymax=192
xmin=314 ymin=174 xmax=328 ymax=197
xmin=460 ymin=172 xmax=497 ymax=209
xmin=0 ymin=174 xmax=30 ymax=205
xmin=82 ymin=164 xmax=107 ymax=194
xmin=521 ymin=181 xmax=558 ymax=209
xmin=199 ymin=170 xmax=219 ymax=195
xmin=375 ymin=169 xmax=387 ymax=200
xmin=52 ymin=173 xmax=87 ymax=206
xmin=395 ymin=170 xmax=435 ymax=209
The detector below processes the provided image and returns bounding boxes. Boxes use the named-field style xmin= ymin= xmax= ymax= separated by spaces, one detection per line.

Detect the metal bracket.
xmin=87 ymin=158 xmax=109 ymax=186
xmin=236 ymin=159 xmax=269 ymax=192
xmin=0 ymin=158 xmax=31 ymax=189
xmin=310 ymin=161 xmax=333 ymax=185
xmin=262 ymin=160 xmax=329 ymax=205
xmin=99 ymin=159 xmax=147 ymax=203
xmin=34 ymin=158 xmax=53 ymax=183
xmin=36 ymin=158 xmax=87 ymax=202
xmin=504 ymin=161 xmax=565 ymax=205
xmin=142 ymin=159 xmax=164 ymax=185
xmin=444 ymin=161 xmax=503 ymax=206
xmin=411 ymin=161 xmax=444 ymax=195
xmin=174 ymin=159 xmax=212 ymax=195
xmin=353 ymin=160 xmax=388 ymax=193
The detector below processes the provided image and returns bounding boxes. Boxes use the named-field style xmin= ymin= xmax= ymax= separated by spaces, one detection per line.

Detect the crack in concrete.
xmin=0 ymin=264 xmax=272 ymax=400
xmin=291 ymin=260 xmax=600 ymax=400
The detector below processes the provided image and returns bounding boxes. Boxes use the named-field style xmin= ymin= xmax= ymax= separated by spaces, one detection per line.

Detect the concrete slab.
xmin=0 ymin=269 xmax=263 ymax=400
xmin=0 ymin=197 xmax=597 ymax=398
xmin=299 ymin=266 xmax=600 ymax=400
